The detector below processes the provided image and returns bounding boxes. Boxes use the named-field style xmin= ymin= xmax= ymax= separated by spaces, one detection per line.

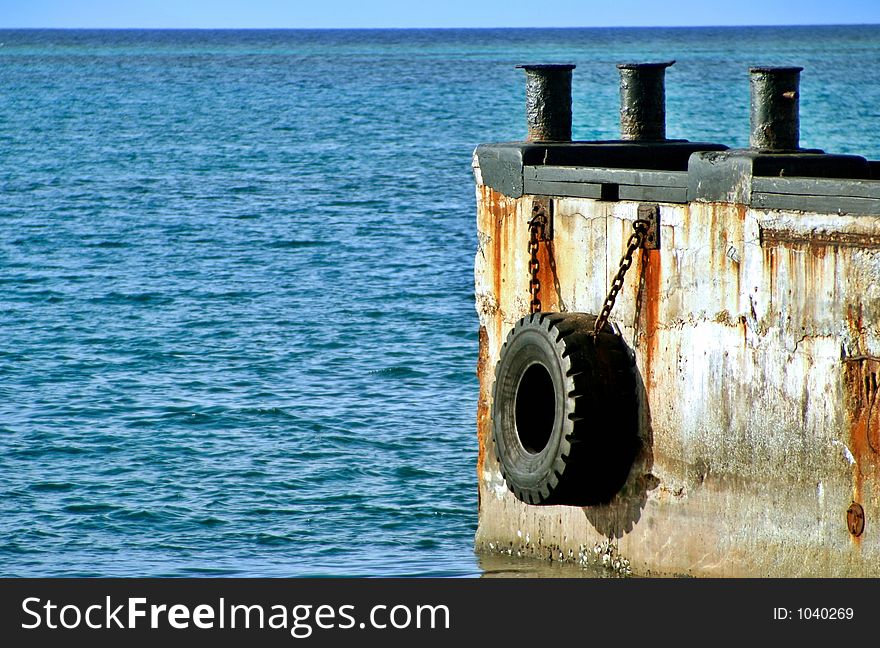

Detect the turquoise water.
xmin=1 ymin=26 xmax=879 ymax=577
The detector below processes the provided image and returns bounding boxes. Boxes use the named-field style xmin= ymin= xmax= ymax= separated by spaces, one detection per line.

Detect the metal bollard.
xmin=617 ymin=61 xmax=675 ymax=141
xmin=749 ymin=66 xmax=803 ymax=151
xmin=516 ymin=64 xmax=576 ymax=142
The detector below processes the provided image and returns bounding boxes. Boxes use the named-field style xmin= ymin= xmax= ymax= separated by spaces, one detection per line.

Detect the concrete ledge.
xmin=474 ymin=142 xmax=880 ymax=214
xmin=474 ymin=140 xmax=727 ymax=199
xmin=752 ymin=177 xmax=880 ymax=215
xmin=688 ymin=149 xmax=876 ymax=211
xmin=523 ymin=166 xmax=689 ymax=203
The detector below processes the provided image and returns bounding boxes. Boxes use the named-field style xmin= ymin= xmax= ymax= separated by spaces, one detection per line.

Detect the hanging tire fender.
xmin=491 ymin=312 xmax=639 ymax=506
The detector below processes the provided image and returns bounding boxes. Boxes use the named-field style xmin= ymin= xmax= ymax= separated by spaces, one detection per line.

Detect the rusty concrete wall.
xmin=473 ymin=171 xmax=880 ymax=576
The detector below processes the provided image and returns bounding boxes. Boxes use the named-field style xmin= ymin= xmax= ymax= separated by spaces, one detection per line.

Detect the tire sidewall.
xmin=493 ymin=325 xmax=567 ymax=492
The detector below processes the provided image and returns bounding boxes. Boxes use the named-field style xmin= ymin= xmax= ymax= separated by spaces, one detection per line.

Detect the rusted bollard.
xmin=749 ymin=66 xmax=802 ymax=151
xmin=617 ymin=61 xmax=675 ymax=141
xmin=516 ymin=64 xmax=576 ymax=142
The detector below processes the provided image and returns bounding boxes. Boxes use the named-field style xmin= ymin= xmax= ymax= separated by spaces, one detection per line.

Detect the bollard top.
xmin=617 ymin=60 xmax=675 ymax=71
xmin=749 ymin=66 xmax=803 ymax=74
xmin=516 ymin=64 xmax=576 ymax=72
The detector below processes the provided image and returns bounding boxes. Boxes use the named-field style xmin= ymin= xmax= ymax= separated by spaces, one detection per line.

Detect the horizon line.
xmin=1 ymin=23 xmax=879 ymax=30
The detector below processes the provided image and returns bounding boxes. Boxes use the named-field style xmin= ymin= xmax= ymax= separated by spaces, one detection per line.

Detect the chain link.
xmin=528 ymin=213 xmax=546 ymax=314
xmin=592 ymin=219 xmax=650 ymax=337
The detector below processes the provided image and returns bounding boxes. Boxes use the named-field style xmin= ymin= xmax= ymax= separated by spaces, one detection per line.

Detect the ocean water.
xmin=1 ymin=26 xmax=880 ymax=577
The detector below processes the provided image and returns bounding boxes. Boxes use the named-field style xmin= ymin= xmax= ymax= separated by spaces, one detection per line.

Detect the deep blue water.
xmin=2 ymin=26 xmax=880 ymax=577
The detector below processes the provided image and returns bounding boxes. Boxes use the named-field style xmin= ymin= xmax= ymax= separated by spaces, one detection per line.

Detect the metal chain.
xmin=528 ymin=213 xmax=546 ymax=314
xmin=592 ymin=219 xmax=650 ymax=337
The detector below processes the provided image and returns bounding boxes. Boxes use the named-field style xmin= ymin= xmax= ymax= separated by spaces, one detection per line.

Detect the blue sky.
xmin=2 ymin=0 xmax=879 ymax=28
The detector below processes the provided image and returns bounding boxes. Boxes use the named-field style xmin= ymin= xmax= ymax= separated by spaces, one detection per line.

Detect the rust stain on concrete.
xmin=482 ymin=187 xmax=504 ymax=324
xmin=489 ymin=191 xmax=504 ymax=320
xmin=844 ymin=360 xmax=869 ymax=547
xmin=761 ymin=227 xmax=880 ymax=250
xmin=843 ymin=304 xmax=879 ymax=544
xmin=535 ymin=231 xmax=559 ymax=312
xmin=641 ymin=248 xmax=661 ymax=390
xmin=480 ymin=186 xmax=510 ymax=349
xmin=476 ymin=325 xmax=491 ymax=494
xmin=764 ymin=245 xmax=776 ymax=302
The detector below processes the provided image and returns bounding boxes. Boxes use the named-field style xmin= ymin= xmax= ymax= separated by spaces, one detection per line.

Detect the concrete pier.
xmin=472 ymin=64 xmax=880 ymax=576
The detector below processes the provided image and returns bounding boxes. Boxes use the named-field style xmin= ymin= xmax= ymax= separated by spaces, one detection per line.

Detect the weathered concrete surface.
xmin=473 ymin=166 xmax=880 ymax=576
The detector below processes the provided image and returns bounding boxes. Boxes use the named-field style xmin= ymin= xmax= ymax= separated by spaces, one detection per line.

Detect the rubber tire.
xmin=491 ymin=312 xmax=638 ymax=506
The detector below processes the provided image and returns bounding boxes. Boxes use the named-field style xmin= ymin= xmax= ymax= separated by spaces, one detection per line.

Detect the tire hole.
xmin=515 ymin=363 xmax=556 ymax=454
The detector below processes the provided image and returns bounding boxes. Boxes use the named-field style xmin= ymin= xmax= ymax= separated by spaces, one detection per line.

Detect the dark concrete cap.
xmin=688 ymin=148 xmax=872 ymax=204
xmin=475 ymin=140 xmax=729 ymax=198
xmin=749 ymin=66 xmax=803 ymax=73
xmin=617 ymin=61 xmax=675 ymax=70
xmin=516 ymin=64 xmax=576 ymax=71
xmin=699 ymin=148 xmax=869 ymax=177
